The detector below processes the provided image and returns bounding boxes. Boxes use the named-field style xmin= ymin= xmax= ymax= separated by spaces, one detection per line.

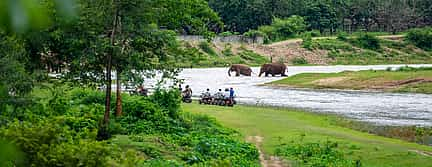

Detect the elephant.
xmin=258 ymin=63 xmax=288 ymax=77
xmin=228 ymin=64 xmax=252 ymax=77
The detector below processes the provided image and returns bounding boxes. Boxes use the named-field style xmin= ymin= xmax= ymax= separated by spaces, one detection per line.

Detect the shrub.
xmin=337 ymin=31 xmax=348 ymax=41
xmin=302 ymin=32 xmax=313 ymax=50
xmin=150 ymin=88 xmax=181 ymax=119
xmin=238 ymin=50 xmax=269 ymax=65
xmin=353 ymin=33 xmax=381 ymax=50
xmin=292 ymin=57 xmax=308 ymax=65
xmin=222 ymin=43 xmax=234 ymax=57
xmin=406 ymin=28 xmax=432 ymax=50
xmin=275 ymin=140 xmax=361 ymax=167
xmin=203 ymin=31 xmax=216 ymax=42
xmin=198 ymin=41 xmax=217 ymax=56
xmin=244 ymin=30 xmax=266 ymax=38
xmin=258 ymin=15 xmax=306 ymax=43
xmin=310 ymin=30 xmax=321 ymax=37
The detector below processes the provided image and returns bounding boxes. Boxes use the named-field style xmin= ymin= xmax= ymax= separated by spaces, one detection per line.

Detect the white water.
xmin=178 ymin=64 xmax=432 ymax=126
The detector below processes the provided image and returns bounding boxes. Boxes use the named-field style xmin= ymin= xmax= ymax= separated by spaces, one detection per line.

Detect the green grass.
xmin=269 ymin=68 xmax=432 ymax=94
xmin=312 ymin=37 xmax=432 ymax=65
xmin=183 ymin=103 xmax=432 ymax=167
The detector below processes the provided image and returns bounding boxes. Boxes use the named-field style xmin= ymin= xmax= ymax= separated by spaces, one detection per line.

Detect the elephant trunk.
xmin=228 ymin=69 xmax=231 ymax=77
xmin=258 ymin=69 xmax=263 ymax=77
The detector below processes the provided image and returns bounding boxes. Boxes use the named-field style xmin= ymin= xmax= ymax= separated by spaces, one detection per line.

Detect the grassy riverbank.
xmin=184 ymin=103 xmax=432 ymax=167
xmin=268 ymin=67 xmax=432 ymax=94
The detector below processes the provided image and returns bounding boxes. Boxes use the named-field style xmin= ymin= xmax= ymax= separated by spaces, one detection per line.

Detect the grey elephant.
xmin=258 ymin=63 xmax=288 ymax=77
xmin=228 ymin=64 xmax=252 ymax=77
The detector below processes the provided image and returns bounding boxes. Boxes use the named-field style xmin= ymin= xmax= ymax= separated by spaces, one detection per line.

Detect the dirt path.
xmin=246 ymin=136 xmax=287 ymax=167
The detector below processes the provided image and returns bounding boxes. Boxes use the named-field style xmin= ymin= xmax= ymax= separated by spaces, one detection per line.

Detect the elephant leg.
xmin=265 ymin=72 xmax=269 ymax=77
xmin=236 ymin=69 xmax=240 ymax=76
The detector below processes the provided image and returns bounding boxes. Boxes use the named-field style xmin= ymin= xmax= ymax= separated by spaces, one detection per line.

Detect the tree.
xmin=46 ymin=0 xmax=186 ymax=140
xmin=304 ymin=1 xmax=338 ymax=34
xmin=152 ymin=0 xmax=223 ymax=34
xmin=257 ymin=15 xmax=306 ymax=42
xmin=208 ymin=0 xmax=272 ymax=33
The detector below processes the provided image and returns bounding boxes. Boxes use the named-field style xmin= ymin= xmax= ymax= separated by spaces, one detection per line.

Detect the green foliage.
xmin=238 ymin=50 xmax=269 ymax=65
xmin=0 ymin=87 xmax=260 ymax=166
xmin=0 ymin=119 xmax=133 ymax=166
xmin=406 ymin=28 xmax=432 ymax=50
xmin=220 ymin=31 xmax=234 ymax=37
xmin=292 ymin=57 xmax=309 ymax=65
xmin=150 ymin=89 xmax=182 ymax=119
xmin=337 ymin=32 xmax=349 ymax=41
xmin=394 ymin=66 xmax=432 ymax=72
xmin=314 ymin=39 xmax=355 ymax=52
xmin=208 ymin=0 xmax=271 ymax=33
xmin=153 ymin=0 xmax=223 ymax=35
xmin=304 ymin=1 xmax=338 ymax=34
xmin=0 ymin=0 xmax=76 ymax=32
xmin=222 ymin=44 xmax=234 ymax=57
xmin=198 ymin=41 xmax=217 ymax=56
xmin=244 ymin=30 xmax=266 ymax=38
xmin=0 ymin=34 xmax=33 ymax=96
xmin=352 ymin=33 xmax=381 ymax=50
xmin=258 ymin=16 xmax=306 ymax=43
xmin=310 ymin=30 xmax=321 ymax=37
xmin=302 ymin=32 xmax=313 ymax=50
xmin=275 ymin=140 xmax=361 ymax=167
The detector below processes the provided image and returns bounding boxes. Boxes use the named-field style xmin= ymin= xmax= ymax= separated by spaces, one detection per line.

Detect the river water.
xmin=178 ymin=64 xmax=432 ymax=126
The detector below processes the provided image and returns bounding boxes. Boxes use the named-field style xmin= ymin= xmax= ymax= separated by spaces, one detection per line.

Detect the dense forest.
xmin=208 ymin=0 xmax=432 ymax=34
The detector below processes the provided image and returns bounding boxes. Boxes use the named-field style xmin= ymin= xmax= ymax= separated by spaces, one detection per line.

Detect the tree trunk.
xmin=103 ymin=0 xmax=118 ymax=127
xmin=115 ymin=70 xmax=122 ymax=116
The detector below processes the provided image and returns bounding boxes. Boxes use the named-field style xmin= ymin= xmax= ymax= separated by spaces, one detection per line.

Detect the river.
xmin=178 ymin=64 xmax=432 ymax=126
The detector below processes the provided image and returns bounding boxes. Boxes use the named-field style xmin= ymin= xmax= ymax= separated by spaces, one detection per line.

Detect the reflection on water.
xmin=179 ymin=64 xmax=432 ymax=126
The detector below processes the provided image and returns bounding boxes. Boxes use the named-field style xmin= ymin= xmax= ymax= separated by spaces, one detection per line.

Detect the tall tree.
xmin=304 ymin=1 xmax=338 ymax=34
xmin=50 ymin=0 xmax=188 ymax=140
xmin=208 ymin=0 xmax=272 ymax=33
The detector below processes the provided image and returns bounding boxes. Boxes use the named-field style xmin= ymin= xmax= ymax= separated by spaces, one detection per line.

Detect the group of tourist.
xmin=201 ymin=88 xmax=235 ymax=100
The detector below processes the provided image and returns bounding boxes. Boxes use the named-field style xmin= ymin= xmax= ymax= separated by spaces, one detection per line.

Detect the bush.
xmin=302 ymin=32 xmax=313 ymax=50
xmin=222 ymin=43 xmax=234 ymax=57
xmin=0 ymin=87 xmax=261 ymax=166
xmin=150 ymin=88 xmax=181 ymax=119
xmin=337 ymin=31 xmax=348 ymax=41
xmin=292 ymin=57 xmax=308 ymax=65
xmin=258 ymin=15 xmax=306 ymax=43
xmin=275 ymin=140 xmax=361 ymax=167
xmin=244 ymin=30 xmax=265 ymax=38
xmin=395 ymin=66 xmax=432 ymax=72
xmin=198 ymin=41 xmax=217 ymax=56
xmin=353 ymin=33 xmax=381 ymax=50
xmin=406 ymin=28 xmax=432 ymax=50
xmin=0 ymin=119 xmax=143 ymax=166
xmin=310 ymin=30 xmax=321 ymax=37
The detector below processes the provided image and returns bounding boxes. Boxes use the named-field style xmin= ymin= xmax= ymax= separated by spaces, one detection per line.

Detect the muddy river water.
xmin=177 ymin=64 xmax=432 ymax=126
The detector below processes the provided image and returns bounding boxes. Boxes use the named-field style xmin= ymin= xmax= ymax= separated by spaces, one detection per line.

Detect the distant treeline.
xmin=208 ymin=0 xmax=432 ymax=34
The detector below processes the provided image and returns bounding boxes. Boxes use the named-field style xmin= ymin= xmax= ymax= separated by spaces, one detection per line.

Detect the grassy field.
xmin=183 ymin=103 xmax=432 ymax=167
xmin=268 ymin=67 xmax=432 ymax=94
